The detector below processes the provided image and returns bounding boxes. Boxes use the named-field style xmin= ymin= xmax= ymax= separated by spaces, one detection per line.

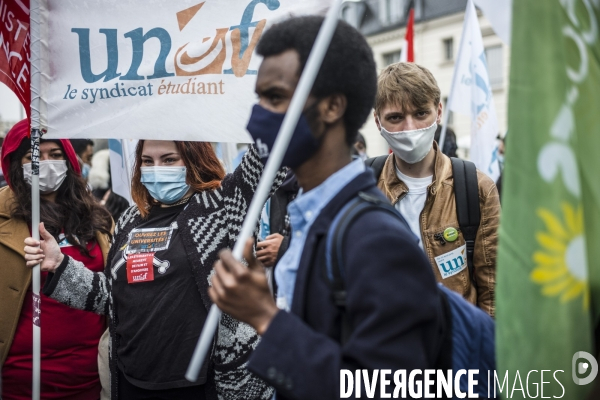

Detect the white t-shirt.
xmin=394 ymin=166 xmax=433 ymax=249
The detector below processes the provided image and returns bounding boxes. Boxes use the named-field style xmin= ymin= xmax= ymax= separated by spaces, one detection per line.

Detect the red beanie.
xmin=1 ymin=119 xmax=81 ymax=189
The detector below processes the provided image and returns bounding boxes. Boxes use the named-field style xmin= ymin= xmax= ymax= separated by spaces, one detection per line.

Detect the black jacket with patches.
xmin=44 ymin=146 xmax=286 ymax=400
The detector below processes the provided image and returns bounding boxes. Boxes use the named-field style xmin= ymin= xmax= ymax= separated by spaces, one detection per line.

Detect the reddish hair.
xmin=131 ymin=141 xmax=226 ymax=217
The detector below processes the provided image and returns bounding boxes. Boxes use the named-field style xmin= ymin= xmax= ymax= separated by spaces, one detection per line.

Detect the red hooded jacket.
xmin=1 ymin=119 xmax=81 ymax=188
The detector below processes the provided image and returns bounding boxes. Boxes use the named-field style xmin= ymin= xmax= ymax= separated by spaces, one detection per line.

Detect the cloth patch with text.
xmin=434 ymin=244 xmax=467 ymax=279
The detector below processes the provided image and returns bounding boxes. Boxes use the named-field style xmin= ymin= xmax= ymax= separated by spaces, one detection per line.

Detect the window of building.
xmin=387 ymin=0 xmax=402 ymax=24
xmin=342 ymin=5 xmax=354 ymax=27
xmin=443 ymin=38 xmax=453 ymax=61
xmin=380 ymin=0 xmax=403 ymax=26
xmin=383 ymin=51 xmax=402 ymax=66
xmin=484 ymin=45 xmax=503 ymax=89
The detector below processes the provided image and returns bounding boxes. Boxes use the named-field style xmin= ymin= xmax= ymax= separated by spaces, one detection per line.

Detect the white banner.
xmin=448 ymin=0 xmax=500 ymax=181
xmin=42 ymin=0 xmax=327 ymax=141
xmin=473 ymin=0 xmax=512 ymax=45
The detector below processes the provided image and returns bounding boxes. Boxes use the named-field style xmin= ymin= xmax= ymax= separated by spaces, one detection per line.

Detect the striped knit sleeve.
xmin=221 ymin=144 xmax=287 ymax=245
xmin=43 ymin=256 xmax=109 ymax=315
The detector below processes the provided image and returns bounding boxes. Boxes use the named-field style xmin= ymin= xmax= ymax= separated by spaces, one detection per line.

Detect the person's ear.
xmin=319 ymin=94 xmax=347 ymax=125
xmin=437 ymin=102 xmax=443 ymax=124
xmin=374 ymin=110 xmax=381 ymax=130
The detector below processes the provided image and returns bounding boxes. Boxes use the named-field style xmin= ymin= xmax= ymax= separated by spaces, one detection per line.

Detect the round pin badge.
xmin=443 ymin=227 xmax=458 ymax=242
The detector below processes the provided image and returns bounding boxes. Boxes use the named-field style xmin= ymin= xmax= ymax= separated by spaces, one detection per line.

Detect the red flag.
xmin=400 ymin=8 xmax=414 ymax=63
xmin=0 ymin=0 xmax=30 ymax=115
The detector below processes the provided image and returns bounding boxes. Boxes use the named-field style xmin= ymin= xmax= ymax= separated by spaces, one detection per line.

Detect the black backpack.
xmin=365 ymin=155 xmax=480 ymax=288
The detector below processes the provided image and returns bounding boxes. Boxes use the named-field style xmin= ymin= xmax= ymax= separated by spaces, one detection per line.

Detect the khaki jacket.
xmin=0 ymin=186 xmax=111 ymax=367
xmin=377 ymin=144 xmax=500 ymax=316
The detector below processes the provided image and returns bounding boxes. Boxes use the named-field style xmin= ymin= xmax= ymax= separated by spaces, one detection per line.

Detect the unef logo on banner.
xmin=71 ymin=0 xmax=279 ymax=84
xmin=45 ymin=0 xmax=322 ymax=142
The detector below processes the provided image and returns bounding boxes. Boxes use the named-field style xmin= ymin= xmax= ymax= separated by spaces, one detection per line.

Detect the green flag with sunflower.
xmin=496 ymin=0 xmax=600 ymax=398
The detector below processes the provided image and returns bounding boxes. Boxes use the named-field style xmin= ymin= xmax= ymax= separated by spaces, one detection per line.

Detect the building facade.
xmin=342 ymin=0 xmax=509 ymax=158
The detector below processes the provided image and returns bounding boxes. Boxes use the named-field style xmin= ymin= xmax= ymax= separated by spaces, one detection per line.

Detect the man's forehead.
xmin=380 ymin=101 xmax=436 ymax=114
xmin=256 ymin=50 xmax=300 ymax=89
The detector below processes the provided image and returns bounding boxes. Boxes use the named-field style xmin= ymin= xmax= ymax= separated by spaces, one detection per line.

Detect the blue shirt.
xmin=274 ymin=159 xmax=365 ymax=312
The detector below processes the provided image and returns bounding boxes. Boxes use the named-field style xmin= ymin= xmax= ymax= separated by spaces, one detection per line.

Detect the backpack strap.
xmin=450 ymin=158 xmax=481 ymax=289
xmin=364 ymin=155 xmax=388 ymax=181
xmin=325 ymin=191 xmax=400 ymax=344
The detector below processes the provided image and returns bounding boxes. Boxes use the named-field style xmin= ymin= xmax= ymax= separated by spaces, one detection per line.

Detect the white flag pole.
xmin=30 ymin=0 xmax=43 ymax=397
xmin=439 ymin=0 xmax=472 ymax=151
xmin=185 ymin=0 xmax=345 ymax=382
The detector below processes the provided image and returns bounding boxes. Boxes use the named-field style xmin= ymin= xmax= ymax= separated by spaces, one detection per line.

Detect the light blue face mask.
xmin=140 ymin=166 xmax=190 ymax=204
xmin=81 ymin=163 xmax=91 ymax=179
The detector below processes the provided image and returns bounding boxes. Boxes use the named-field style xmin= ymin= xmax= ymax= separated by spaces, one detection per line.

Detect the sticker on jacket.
xmin=434 ymin=244 xmax=467 ymax=279
xmin=111 ymin=222 xmax=177 ymax=280
xmin=126 ymin=224 xmax=176 ymax=254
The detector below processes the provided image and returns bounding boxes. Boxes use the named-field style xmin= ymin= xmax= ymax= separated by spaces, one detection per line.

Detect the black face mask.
xmin=246 ymin=103 xmax=321 ymax=169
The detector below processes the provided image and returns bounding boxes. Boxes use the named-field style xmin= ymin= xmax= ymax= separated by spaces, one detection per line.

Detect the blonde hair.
xmin=375 ymin=62 xmax=441 ymax=115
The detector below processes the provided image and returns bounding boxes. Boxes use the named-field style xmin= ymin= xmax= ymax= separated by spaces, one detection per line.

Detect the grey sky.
xmin=0 ymin=84 xmax=26 ymax=122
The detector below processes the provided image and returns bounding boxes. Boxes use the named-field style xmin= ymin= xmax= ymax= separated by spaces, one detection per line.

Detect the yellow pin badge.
xmin=443 ymin=227 xmax=459 ymax=242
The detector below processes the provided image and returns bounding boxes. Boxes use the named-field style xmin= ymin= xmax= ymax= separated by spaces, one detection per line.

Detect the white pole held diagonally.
xmin=185 ymin=0 xmax=345 ymax=382
xmin=30 ymin=0 xmax=43 ymax=398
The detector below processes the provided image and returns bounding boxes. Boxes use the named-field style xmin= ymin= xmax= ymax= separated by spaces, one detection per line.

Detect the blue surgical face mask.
xmin=81 ymin=163 xmax=91 ymax=179
xmin=246 ymin=104 xmax=320 ymax=169
xmin=140 ymin=166 xmax=190 ymax=204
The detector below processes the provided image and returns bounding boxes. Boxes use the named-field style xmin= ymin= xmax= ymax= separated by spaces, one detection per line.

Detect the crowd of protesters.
xmin=0 ymin=15 xmax=502 ymax=400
